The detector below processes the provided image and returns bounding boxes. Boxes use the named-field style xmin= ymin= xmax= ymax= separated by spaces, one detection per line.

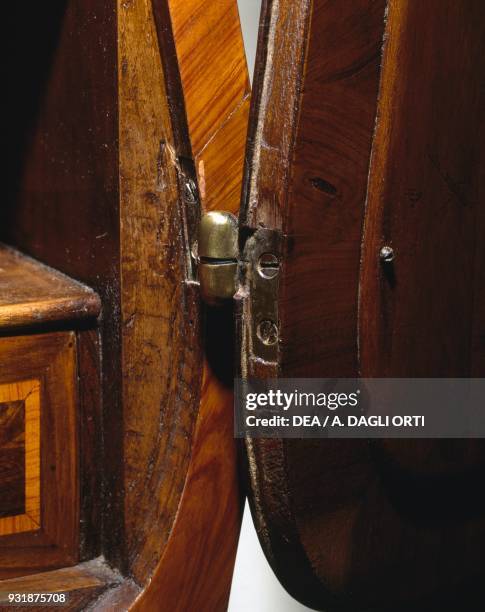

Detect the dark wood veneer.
xmin=241 ymin=0 xmax=485 ymax=610
xmin=0 ymin=333 xmax=79 ymax=578
xmin=0 ymin=401 xmax=25 ymax=519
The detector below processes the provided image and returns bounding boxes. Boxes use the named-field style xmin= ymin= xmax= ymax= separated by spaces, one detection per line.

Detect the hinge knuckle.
xmin=197 ymin=213 xmax=281 ymax=365
xmin=198 ymin=211 xmax=238 ymax=305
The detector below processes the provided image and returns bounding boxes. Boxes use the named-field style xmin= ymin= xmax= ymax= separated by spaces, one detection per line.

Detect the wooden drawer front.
xmin=0 ymin=379 xmax=40 ymax=535
xmin=0 ymin=333 xmax=78 ymax=578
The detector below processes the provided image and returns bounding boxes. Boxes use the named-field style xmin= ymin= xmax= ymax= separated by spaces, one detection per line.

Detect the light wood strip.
xmin=0 ymin=380 xmax=41 ymax=536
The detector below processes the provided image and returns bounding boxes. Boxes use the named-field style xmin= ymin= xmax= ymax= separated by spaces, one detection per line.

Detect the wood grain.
xmin=0 ymin=245 xmax=100 ymax=331
xmin=77 ymin=329 xmax=103 ymax=561
xmin=0 ymin=381 xmax=40 ymax=536
xmin=131 ymin=365 xmax=240 ymax=612
xmin=0 ymin=401 xmax=24 ymax=519
xmin=240 ymin=0 xmax=310 ymax=230
xmin=3 ymin=0 xmax=247 ymax=604
xmin=240 ymin=0 xmax=387 ymax=607
xmin=242 ymin=0 xmax=485 ymax=610
xmin=0 ymin=558 xmax=126 ymax=612
xmin=153 ymin=0 xmax=250 ymax=215
xmin=359 ymin=0 xmax=485 ymax=377
xmin=3 ymin=1 xmax=122 ymax=567
xmin=163 ymin=0 xmax=250 ymax=214
xmin=0 ymin=334 xmax=78 ymax=578
xmin=120 ymin=0 xmax=247 ymax=607
xmin=117 ymin=0 xmax=202 ymax=582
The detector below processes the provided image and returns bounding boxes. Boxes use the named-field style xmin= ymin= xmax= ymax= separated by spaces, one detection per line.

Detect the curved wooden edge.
xmin=0 ymin=0 xmax=248 ymax=607
xmin=116 ymin=0 xmax=203 ymax=584
xmin=130 ymin=365 xmax=242 ymax=612
xmin=89 ymin=368 xmax=241 ymax=612
xmin=0 ymin=244 xmax=101 ymax=330
xmin=114 ymin=0 xmax=249 ymax=609
xmin=239 ymin=0 xmax=311 ymax=230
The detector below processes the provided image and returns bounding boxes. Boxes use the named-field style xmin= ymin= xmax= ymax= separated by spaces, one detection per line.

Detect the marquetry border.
xmin=0 ymin=380 xmax=41 ymax=536
xmin=0 ymin=332 xmax=79 ymax=578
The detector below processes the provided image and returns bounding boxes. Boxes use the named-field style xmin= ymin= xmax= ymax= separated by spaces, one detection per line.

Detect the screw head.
xmin=379 ymin=245 xmax=395 ymax=263
xmin=183 ymin=179 xmax=197 ymax=204
xmin=256 ymin=319 xmax=278 ymax=346
xmin=258 ymin=253 xmax=280 ymax=279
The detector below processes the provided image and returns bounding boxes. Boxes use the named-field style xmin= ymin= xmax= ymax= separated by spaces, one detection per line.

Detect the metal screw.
xmin=256 ymin=319 xmax=279 ymax=346
xmin=379 ymin=245 xmax=395 ymax=263
xmin=183 ymin=179 xmax=197 ymax=204
xmin=258 ymin=253 xmax=280 ymax=279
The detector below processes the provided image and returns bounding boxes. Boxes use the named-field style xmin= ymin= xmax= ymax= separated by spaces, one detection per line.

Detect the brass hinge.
xmin=197 ymin=211 xmax=239 ymax=305
xmin=197 ymin=211 xmax=281 ymax=363
xmin=239 ymin=227 xmax=281 ymax=363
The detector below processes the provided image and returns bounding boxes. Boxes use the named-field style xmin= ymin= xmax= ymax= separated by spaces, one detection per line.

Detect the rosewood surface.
xmin=240 ymin=0 xmax=485 ymax=610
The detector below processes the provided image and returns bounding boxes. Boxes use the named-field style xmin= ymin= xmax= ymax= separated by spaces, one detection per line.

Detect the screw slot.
xmin=256 ymin=319 xmax=278 ymax=346
xmin=258 ymin=253 xmax=280 ymax=279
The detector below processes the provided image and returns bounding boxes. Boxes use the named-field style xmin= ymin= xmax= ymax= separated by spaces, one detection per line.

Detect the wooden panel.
xmin=117 ymin=0 xmax=202 ymax=582
xmin=166 ymin=0 xmax=249 ymax=157
xmin=119 ymin=0 xmax=247 ymax=606
xmin=242 ymin=0 xmax=485 ymax=610
xmin=240 ymin=0 xmax=387 ymax=608
xmin=153 ymin=0 xmax=250 ymax=215
xmin=131 ymin=364 xmax=240 ymax=612
xmin=0 ymin=333 xmax=78 ymax=578
xmin=197 ymin=100 xmax=250 ymax=214
xmin=0 ymin=401 xmax=24 ymax=519
xmin=3 ymin=0 xmax=247 ymax=604
xmin=348 ymin=2 xmax=485 ymax=606
xmin=77 ymin=329 xmax=103 ymax=561
xmin=0 ymin=245 xmax=100 ymax=331
xmin=359 ymin=0 xmax=485 ymax=377
xmin=280 ymin=0 xmax=387 ymax=377
xmin=3 ymin=1 xmax=121 ymax=565
xmin=123 ymin=1 xmax=249 ymax=608
xmin=240 ymin=0 xmax=311 ymax=229
xmin=0 ymin=382 xmax=40 ymax=536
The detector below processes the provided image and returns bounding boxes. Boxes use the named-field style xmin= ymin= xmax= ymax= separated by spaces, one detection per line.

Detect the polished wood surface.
xmin=240 ymin=0 xmax=310 ymax=230
xmin=0 ymin=333 xmax=78 ymax=578
xmin=360 ymin=0 xmax=485 ymax=377
xmin=4 ymin=0 xmax=123 ymax=571
xmin=3 ymin=0 xmax=247 ymax=606
xmin=77 ymin=329 xmax=103 ymax=562
xmin=0 ymin=400 xmax=24 ymax=520
xmin=0 ymin=245 xmax=100 ymax=330
xmin=155 ymin=0 xmax=250 ymax=214
xmin=241 ymin=0 xmax=485 ymax=610
xmin=131 ymin=367 xmax=240 ymax=612
xmin=241 ymin=0 xmax=386 ymax=607
xmin=126 ymin=1 xmax=247 ymax=608
xmin=117 ymin=0 xmax=202 ymax=583
xmin=0 ymin=381 xmax=40 ymax=536
xmin=3 ymin=0 xmax=123 ymax=569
